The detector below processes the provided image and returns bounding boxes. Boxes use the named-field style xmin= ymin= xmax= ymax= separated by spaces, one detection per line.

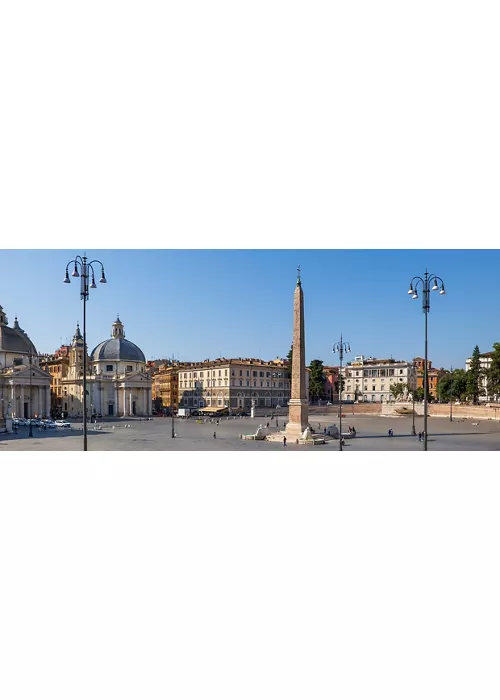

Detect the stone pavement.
xmin=1 ymin=414 xmax=499 ymax=451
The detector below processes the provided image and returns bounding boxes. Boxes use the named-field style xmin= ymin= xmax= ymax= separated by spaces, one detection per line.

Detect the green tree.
xmin=466 ymin=345 xmax=484 ymax=404
xmin=437 ymin=372 xmax=453 ymax=402
xmin=308 ymin=359 xmax=325 ymax=402
xmin=286 ymin=344 xmax=293 ymax=368
xmin=486 ymin=342 xmax=500 ymax=401
xmin=452 ymin=369 xmax=467 ymax=401
xmin=413 ymin=387 xmax=425 ymax=402
xmin=389 ymin=382 xmax=408 ymax=400
xmin=438 ymin=369 xmax=468 ymax=402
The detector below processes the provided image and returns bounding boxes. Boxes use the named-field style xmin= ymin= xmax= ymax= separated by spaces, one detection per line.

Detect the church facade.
xmin=0 ymin=304 xmax=52 ymax=430
xmin=60 ymin=317 xmax=152 ymax=418
xmin=90 ymin=317 xmax=152 ymax=417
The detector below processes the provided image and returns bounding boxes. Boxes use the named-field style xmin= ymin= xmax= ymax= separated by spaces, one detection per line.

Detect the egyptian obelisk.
xmin=285 ymin=267 xmax=309 ymax=441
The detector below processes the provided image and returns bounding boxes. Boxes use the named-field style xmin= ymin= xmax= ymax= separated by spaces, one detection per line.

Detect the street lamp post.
xmin=449 ymin=365 xmax=453 ymax=422
xmin=28 ymin=350 xmax=33 ymax=437
xmin=407 ymin=271 xmax=446 ymax=451
xmin=411 ymin=361 xmax=416 ymax=435
xmin=64 ymin=253 xmax=107 ymax=451
xmin=332 ymin=334 xmax=350 ymax=451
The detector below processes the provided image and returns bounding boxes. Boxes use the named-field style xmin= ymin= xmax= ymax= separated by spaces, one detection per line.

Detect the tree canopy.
xmin=389 ymin=382 xmax=408 ymax=400
xmin=437 ymin=369 xmax=468 ymax=402
xmin=308 ymin=359 xmax=325 ymax=400
xmin=486 ymin=342 xmax=500 ymax=400
xmin=466 ymin=345 xmax=484 ymax=404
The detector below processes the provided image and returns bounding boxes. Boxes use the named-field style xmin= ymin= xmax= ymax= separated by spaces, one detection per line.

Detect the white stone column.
xmin=123 ymin=388 xmax=127 ymax=417
xmin=114 ymin=385 xmax=118 ymax=416
xmin=20 ymin=386 xmax=25 ymax=418
xmin=129 ymin=389 xmax=132 ymax=416
xmin=10 ymin=385 xmax=14 ymax=417
xmin=46 ymin=385 xmax=51 ymax=417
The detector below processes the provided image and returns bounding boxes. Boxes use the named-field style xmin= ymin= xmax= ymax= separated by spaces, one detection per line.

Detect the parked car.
xmin=55 ymin=420 xmax=71 ymax=428
xmin=41 ymin=420 xmax=57 ymax=429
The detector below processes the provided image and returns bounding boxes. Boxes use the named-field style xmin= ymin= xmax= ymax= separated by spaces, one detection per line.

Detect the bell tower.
xmin=69 ymin=323 xmax=85 ymax=381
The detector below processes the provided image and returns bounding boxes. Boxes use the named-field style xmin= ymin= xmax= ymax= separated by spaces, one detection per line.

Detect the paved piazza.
xmin=1 ymin=414 xmax=500 ymax=451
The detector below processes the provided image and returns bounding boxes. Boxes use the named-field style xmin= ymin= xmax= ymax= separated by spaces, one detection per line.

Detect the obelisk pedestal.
xmin=285 ymin=269 xmax=309 ymax=442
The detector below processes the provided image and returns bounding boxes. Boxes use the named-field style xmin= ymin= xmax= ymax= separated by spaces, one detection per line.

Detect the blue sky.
xmin=0 ymin=248 xmax=498 ymax=370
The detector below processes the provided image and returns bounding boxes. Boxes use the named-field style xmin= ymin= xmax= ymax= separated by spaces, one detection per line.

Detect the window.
xmin=400 ymin=369 xmax=403 ymax=374
xmin=106 ymin=365 xmax=113 ymax=372
xmin=246 ymin=370 xmax=250 ymax=377
xmin=200 ymin=372 xmax=204 ymax=378
xmin=194 ymin=372 xmax=197 ymax=378
xmin=260 ymin=371 xmax=264 ymax=377
xmin=266 ymin=372 xmax=270 ymax=378
xmin=380 ymin=370 xmax=386 ymax=377
xmin=253 ymin=371 xmax=257 ymax=377
xmin=355 ymin=371 xmax=359 ymax=376
xmin=218 ymin=370 xmax=221 ymax=377
xmin=246 ymin=380 xmax=250 ymax=387
xmin=267 ymin=381 xmax=270 ymax=387
xmin=225 ymin=369 xmax=228 ymax=376
xmin=126 ymin=366 xmax=133 ymax=372
xmin=253 ymin=381 xmax=257 ymax=387
xmin=239 ymin=380 xmax=242 ymax=386
xmin=239 ymin=370 xmax=243 ymax=376
xmin=372 ymin=395 xmax=376 ymax=402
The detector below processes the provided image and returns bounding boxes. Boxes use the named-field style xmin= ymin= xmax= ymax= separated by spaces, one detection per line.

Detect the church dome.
xmin=0 ymin=313 xmax=37 ymax=355
xmin=90 ymin=316 xmax=146 ymax=364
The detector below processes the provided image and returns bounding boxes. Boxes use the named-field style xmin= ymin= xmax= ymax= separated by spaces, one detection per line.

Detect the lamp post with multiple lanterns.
xmin=332 ymin=334 xmax=350 ymax=451
xmin=407 ymin=271 xmax=446 ymax=451
xmin=63 ymin=253 xmax=107 ymax=451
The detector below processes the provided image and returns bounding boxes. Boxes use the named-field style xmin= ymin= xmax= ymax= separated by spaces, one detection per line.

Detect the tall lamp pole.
xmin=449 ymin=365 xmax=453 ymax=422
xmin=171 ymin=379 xmax=175 ymax=438
xmin=333 ymin=334 xmax=350 ymax=451
xmin=64 ymin=253 xmax=107 ymax=451
xmin=28 ymin=350 xmax=33 ymax=437
xmin=407 ymin=271 xmax=446 ymax=451
xmin=411 ymin=361 xmax=416 ymax=436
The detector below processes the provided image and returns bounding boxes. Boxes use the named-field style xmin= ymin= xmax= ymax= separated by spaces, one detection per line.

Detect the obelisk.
xmin=285 ymin=267 xmax=309 ymax=441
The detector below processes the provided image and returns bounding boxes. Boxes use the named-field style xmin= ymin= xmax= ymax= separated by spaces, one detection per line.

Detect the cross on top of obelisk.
xmin=297 ymin=265 xmax=301 ymax=286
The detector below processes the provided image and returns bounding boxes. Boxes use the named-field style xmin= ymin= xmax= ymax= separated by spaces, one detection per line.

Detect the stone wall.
xmin=310 ymin=402 xmax=500 ymax=421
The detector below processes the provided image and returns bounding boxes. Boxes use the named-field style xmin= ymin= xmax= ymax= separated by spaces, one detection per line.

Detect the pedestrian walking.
xmin=418 ymin=431 xmax=422 ymax=442
xmin=283 ymin=436 xmax=287 ymax=448
xmin=213 ymin=431 xmax=216 ymax=439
